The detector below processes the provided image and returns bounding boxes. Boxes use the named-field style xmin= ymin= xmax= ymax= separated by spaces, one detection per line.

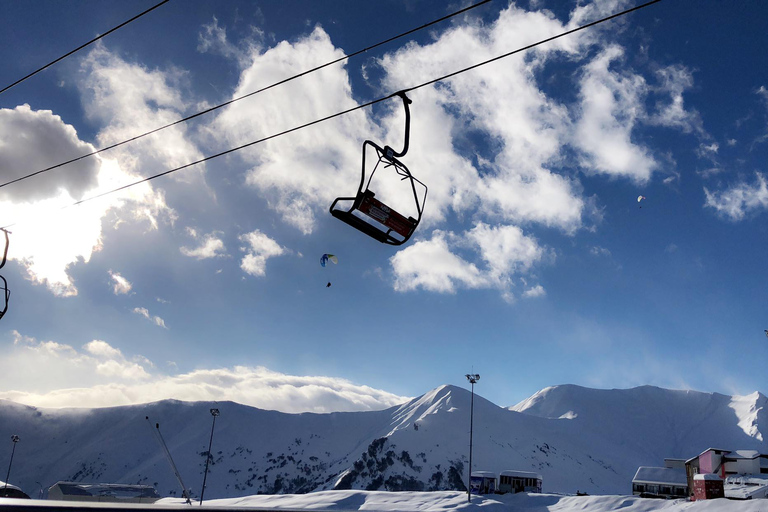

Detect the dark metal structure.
xmin=199 ymin=408 xmax=220 ymax=505
xmin=330 ymin=92 xmax=427 ymax=246
xmin=465 ymin=373 xmax=480 ymax=503
xmin=0 ymin=228 xmax=10 ymax=320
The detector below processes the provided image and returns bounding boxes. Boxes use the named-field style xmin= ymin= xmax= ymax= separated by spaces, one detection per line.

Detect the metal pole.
xmin=465 ymin=374 xmax=479 ymax=503
xmin=4 ymin=435 xmax=19 ymax=491
xmin=146 ymin=417 xmax=192 ymax=504
xmin=468 ymin=381 xmax=474 ymax=502
xmin=199 ymin=408 xmax=219 ymax=505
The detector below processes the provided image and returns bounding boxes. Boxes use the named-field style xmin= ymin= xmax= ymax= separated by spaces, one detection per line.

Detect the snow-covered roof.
xmin=48 ymin=482 xmax=160 ymax=499
xmin=0 ymin=481 xmax=22 ymax=492
xmin=499 ymin=470 xmax=543 ymax=480
xmin=632 ymin=467 xmax=687 ymax=486
xmin=724 ymin=475 xmax=768 ymax=500
xmin=471 ymin=471 xmax=497 ymax=478
xmin=694 ymin=473 xmax=722 ymax=481
xmin=725 ymin=450 xmax=760 ymax=460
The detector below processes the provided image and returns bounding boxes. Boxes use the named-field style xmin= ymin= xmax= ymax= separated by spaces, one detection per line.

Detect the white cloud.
xmin=0 ymin=332 xmax=408 ymax=412
xmin=646 ymin=64 xmax=703 ymax=134
xmin=84 ymin=339 xmax=123 ymax=360
xmin=132 ymin=307 xmax=168 ymax=329
xmin=238 ymin=230 xmax=286 ymax=277
xmin=0 ymin=105 xmax=99 ymax=203
xmin=390 ymin=224 xmax=547 ymax=300
xmin=79 ymin=44 xmax=206 ymax=182
xmin=0 ymin=43 xmax=186 ymax=297
xmin=108 ymin=270 xmax=132 ymax=295
xmin=390 ymin=231 xmax=485 ymax=294
xmin=2 ymin=333 xmax=150 ymax=391
xmin=523 ymin=284 xmax=546 ymax=298
xmin=573 ymin=46 xmax=657 ymax=183
xmin=704 ymin=172 xmax=768 ymax=221
xmin=180 ymin=228 xmax=226 ymax=259
xmin=0 ymin=154 xmax=169 ymax=296
xmin=197 ymin=16 xmax=263 ymax=67
xmin=211 ymin=27 xmax=370 ymax=235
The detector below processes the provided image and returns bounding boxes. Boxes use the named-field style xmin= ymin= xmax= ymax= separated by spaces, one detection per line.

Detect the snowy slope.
xmin=0 ymin=384 xmax=766 ymax=501
xmin=510 ymin=385 xmax=768 ymax=466
xmin=159 ymin=490 xmax=768 ymax=512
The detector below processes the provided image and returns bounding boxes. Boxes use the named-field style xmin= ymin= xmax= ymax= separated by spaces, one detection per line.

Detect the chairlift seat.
xmin=330 ymin=141 xmax=426 ymax=246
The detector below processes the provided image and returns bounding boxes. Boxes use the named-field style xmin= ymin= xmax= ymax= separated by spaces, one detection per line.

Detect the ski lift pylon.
xmin=330 ymin=91 xmax=427 ymax=246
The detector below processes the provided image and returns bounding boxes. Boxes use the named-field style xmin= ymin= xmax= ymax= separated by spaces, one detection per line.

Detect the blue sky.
xmin=0 ymin=0 xmax=766 ymax=413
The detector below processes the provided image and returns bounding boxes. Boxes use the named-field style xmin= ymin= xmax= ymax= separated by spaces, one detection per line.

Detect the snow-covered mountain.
xmin=0 ymin=384 xmax=765 ymax=500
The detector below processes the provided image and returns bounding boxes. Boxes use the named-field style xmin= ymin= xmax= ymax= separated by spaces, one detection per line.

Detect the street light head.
xmin=210 ymin=408 xmax=220 ymax=417
xmin=10 ymin=435 xmax=19 ymax=443
xmin=465 ymin=373 xmax=480 ymax=384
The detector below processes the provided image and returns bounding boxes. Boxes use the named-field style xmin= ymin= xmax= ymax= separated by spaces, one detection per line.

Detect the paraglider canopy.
xmin=637 ymin=195 xmax=646 ymax=203
xmin=320 ymin=254 xmax=338 ymax=267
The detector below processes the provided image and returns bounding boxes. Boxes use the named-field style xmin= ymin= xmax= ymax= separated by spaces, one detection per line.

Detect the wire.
xmin=0 ymin=0 xmax=171 ymax=96
xmin=0 ymin=0 xmax=492 ymax=192
xmin=0 ymin=0 xmax=662 ymax=230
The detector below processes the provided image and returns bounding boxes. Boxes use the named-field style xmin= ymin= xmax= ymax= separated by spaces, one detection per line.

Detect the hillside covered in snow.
xmin=0 ymin=384 xmax=766 ymax=500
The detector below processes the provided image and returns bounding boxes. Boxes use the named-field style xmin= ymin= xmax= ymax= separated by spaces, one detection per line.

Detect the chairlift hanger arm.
xmin=385 ymin=91 xmax=412 ymax=159
xmin=0 ymin=228 xmax=9 ymax=269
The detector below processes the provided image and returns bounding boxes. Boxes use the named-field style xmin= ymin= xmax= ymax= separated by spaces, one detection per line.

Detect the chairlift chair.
xmin=0 ymin=275 xmax=9 ymax=320
xmin=330 ymin=92 xmax=427 ymax=246
xmin=0 ymin=228 xmax=10 ymax=320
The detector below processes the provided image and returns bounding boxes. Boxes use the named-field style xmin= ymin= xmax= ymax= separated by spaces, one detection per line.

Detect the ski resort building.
xmin=631 ymin=466 xmax=688 ymax=499
xmin=634 ymin=448 xmax=768 ymax=500
xmin=469 ymin=472 xmax=497 ymax=494
xmin=693 ymin=473 xmax=724 ymax=500
xmin=498 ymin=471 xmax=543 ymax=494
xmin=685 ymin=448 xmax=768 ymax=498
xmin=47 ymin=482 xmax=161 ymax=503
xmin=0 ymin=481 xmax=30 ymax=499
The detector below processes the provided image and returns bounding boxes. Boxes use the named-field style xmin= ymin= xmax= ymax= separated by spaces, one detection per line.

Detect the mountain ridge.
xmin=0 ymin=384 xmax=765 ymax=500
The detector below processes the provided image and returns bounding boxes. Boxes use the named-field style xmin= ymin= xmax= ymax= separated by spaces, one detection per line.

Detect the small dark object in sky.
xmin=327 ymin=282 xmax=332 ymax=288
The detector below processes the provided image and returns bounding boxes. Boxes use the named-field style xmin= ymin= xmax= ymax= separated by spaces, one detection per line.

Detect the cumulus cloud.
xmin=390 ymin=223 xmax=547 ymax=300
xmin=573 ymin=46 xmax=656 ymax=183
xmin=211 ymin=27 xmax=370 ymax=235
xmin=0 ymin=42 xmax=190 ymax=296
xmin=239 ymin=230 xmax=286 ymax=277
xmin=0 ymin=332 xmax=408 ymax=412
xmin=0 ymin=105 xmax=100 ymax=203
xmin=109 ymin=270 xmax=132 ymax=295
xmin=5 ymin=331 xmax=150 ymax=389
xmin=79 ymin=44 xmax=206 ymax=182
xmin=704 ymin=172 xmax=768 ymax=221
xmin=180 ymin=228 xmax=226 ymax=259
xmin=132 ymin=307 xmax=168 ymax=329
xmin=523 ymin=284 xmax=546 ymax=298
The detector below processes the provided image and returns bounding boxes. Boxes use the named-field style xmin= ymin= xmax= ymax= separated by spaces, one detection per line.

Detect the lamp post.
xmin=465 ymin=374 xmax=479 ymax=503
xmin=4 ymin=435 xmax=19 ymax=493
xmin=199 ymin=408 xmax=220 ymax=505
